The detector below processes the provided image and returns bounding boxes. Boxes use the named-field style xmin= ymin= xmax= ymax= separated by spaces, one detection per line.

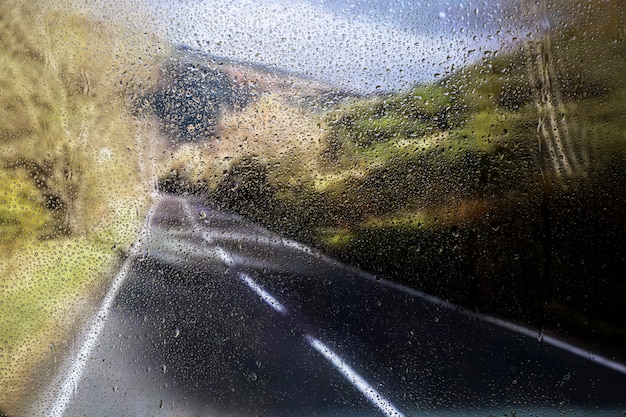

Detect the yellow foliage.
xmin=165 ymin=93 xmax=327 ymax=190
xmin=0 ymin=0 xmax=168 ymax=412
xmin=0 ymin=169 xmax=53 ymax=248
xmin=0 ymin=0 xmax=165 ymax=234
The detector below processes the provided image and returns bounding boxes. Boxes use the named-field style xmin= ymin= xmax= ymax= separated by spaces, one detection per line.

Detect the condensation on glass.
xmin=1 ymin=1 xmax=625 ymax=416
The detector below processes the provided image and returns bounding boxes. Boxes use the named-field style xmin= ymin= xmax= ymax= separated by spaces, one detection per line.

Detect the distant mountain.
xmin=144 ymin=46 xmax=355 ymax=144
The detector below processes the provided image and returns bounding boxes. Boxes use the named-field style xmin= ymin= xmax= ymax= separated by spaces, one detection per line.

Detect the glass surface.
xmin=1 ymin=1 xmax=625 ymax=416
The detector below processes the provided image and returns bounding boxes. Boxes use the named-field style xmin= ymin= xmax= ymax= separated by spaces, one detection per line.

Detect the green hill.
xmin=201 ymin=1 xmax=626 ymax=360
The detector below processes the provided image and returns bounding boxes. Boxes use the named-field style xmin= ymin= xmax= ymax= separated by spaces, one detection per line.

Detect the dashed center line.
xmin=238 ymin=272 xmax=287 ymax=314
xmin=182 ymin=199 xmax=407 ymax=416
xmin=306 ymin=335 xmax=407 ymax=417
xmin=215 ymin=246 xmax=235 ymax=266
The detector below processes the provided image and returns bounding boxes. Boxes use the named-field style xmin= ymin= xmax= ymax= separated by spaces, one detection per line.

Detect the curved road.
xmin=38 ymin=195 xmax=626 ymax=417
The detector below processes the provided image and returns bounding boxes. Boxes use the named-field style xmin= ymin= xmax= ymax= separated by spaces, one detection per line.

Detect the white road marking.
xmin=179 ymin=195 xmax=626 ymax=375
xmin=47 ymin=199 xmax=160 ymax=417
xmin=377 ymin=278 xmax=626 ymax=375
xmin=238 ymin=272 xmax=287 ymax=314
xmin=306 ymin=335 xmax=406 ymax=417
xmin=190 ymin=229 xmax=313 ymax=254
xmin=480 ymin=314 xmax=626 ymax=375
xmin=215 ymin=246 xmax=235 ymax=266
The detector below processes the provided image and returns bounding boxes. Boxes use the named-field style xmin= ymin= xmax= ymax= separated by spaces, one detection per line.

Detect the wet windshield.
xmin=1 ymin=1 xmax=625 ymax=416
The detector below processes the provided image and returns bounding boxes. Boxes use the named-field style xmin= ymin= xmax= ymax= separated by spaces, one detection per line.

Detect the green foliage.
xmin=0 ymin=169 xmax=54 ymax=247
xmin=0 ymin=0 xmax=165 ymax=232
xmin=324 ymin=84 xmax=465 ymax=150
xmin=0 ymin=1 xmax=165 ymax=410
xmin=201 ymin=1 xmax=626 ymax=361
xmin=0 ymin=235 xmax=120 ymax=406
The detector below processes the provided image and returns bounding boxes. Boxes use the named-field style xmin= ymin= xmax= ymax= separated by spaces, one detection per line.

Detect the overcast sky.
xmin=137 ymin=0 xmax=519 ymax=93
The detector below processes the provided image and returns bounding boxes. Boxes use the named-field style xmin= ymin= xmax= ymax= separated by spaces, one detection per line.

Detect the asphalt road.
xmin=39 ymin=195 xmax=626 ymax=417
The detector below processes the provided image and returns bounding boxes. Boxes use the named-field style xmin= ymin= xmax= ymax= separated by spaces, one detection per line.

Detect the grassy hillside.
xmin=0 ymin=1 xmax=166 ymax=412
xmin=187 ymin=2 xmax=626 ymax=359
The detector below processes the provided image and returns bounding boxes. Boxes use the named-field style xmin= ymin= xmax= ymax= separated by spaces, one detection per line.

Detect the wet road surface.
xmin=40 ymin=195 xmax=626 ymax=416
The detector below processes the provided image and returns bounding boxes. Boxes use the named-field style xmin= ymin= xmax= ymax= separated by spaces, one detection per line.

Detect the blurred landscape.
xmin=1 ymin=0 xmax=625 ymax=414
xmin=156 ymin=0 xmax=626 ymax=362
xmin=0 ymin=1 xmax=167 ymax=412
